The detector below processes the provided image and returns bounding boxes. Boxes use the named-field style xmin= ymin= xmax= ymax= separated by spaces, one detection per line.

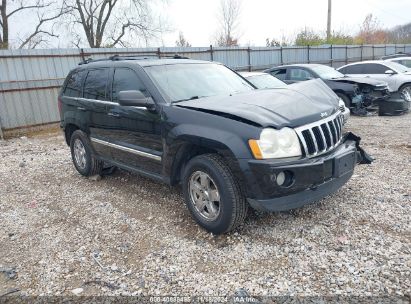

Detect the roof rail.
xmin=78 ymin=53 xmax=190 ymax=65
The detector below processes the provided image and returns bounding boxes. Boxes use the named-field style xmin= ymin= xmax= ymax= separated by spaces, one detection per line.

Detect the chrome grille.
xmin=295 ymin=112 xmax=344 ymax=158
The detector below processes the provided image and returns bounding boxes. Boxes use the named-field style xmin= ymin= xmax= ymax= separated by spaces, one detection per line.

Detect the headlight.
xmin=248 ymin=127 xmax=302 ymax=159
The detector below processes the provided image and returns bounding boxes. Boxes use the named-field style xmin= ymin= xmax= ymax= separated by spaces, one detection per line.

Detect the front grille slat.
xmin=295 ymin=112 xmax=344 ymax=158
xmin=308 ymin=129 xmax=319 ymax=154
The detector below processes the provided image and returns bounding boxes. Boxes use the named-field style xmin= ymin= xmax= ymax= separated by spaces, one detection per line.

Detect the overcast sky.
xmin=159 ymin=0 xmax=411 ymax=46
xmin=11 ymin=0 xmax=411 ymax=48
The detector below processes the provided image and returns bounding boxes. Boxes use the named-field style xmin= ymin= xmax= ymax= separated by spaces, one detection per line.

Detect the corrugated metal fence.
xmin=1 ymin=44 xmax=411 ymax=137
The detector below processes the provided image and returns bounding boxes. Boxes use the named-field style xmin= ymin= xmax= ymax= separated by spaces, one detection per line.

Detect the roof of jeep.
xmin=78 ymin=58 xmax=215 ymax=69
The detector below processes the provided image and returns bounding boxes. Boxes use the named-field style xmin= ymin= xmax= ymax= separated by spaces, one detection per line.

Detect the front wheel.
xmin=399 ymin=84 xmax=411 ymax=102
xmin=182 ymin=154 xmax=248 ymax=234
xmin=336 ymin=93 xmax=351 ymax=108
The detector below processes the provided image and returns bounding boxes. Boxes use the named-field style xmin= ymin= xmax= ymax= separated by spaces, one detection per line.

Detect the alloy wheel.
xmin=188 ymin=171 xmax=221 ymax=221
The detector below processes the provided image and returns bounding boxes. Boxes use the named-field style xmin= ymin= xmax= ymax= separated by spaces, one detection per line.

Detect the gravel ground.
xmin=0 ymin=114 xmax=410 ymax=300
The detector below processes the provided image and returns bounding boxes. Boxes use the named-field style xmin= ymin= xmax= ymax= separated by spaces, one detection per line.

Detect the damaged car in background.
xmin=265 ymin=64 xmax=391 ymax=116
xmin=59 ymin=57 xmax=373 ymax=234
xmin=240 ymin=71 xmax=350 ymax=124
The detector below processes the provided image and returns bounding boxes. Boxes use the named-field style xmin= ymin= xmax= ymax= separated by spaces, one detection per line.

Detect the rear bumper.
xmin=241 ymin=134 xmax=370 ymax=212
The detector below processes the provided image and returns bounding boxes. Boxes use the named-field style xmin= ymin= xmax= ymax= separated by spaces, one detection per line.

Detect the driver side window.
xmin=111 ymin=68 xmax=148 ymax=103
xmin=289 ymin=68 xmax=313 ymax=81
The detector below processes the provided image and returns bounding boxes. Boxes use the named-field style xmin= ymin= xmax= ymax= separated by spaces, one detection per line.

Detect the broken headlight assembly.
xmin=248 ymin=127 xmax=302 ymax=159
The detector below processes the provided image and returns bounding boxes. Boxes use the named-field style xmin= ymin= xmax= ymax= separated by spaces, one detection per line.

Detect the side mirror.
xmin=384 ymin=69 xmax=396 ymax=75
xmin=118 ymin=90 xmax=155 ymax=109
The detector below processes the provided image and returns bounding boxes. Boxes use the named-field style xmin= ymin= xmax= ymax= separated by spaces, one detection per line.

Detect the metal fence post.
xmin=330 ymin=44 xmax=333 ymax=66
xmin=307 ymin=45 xmax=310 ymax=64
xmin=0 ymin=114 xmax=4 ymax=140
xmin=80 ymin=48 xmax=85 ymax=61
xmin=345 ymin=45 xmax=348 ymax=64
xmin=157 ymin=47 xmax=161 ymax=58
xmin=385 ymin=44 xmax=387 ymax=56
xmin=247 ymin=46 xmax=251 ymax=71
xmin=280 ymin=47 xmax=283 ymax=65
xmin=360 ymin=44 xmax=363 ymax=61
xmin=372 ymin=45 xmax=375 ymax=59
xmin=209 ymin=45 xmax=214 ymax=61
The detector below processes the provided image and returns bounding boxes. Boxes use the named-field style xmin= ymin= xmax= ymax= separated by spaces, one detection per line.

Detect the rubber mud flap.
xmin=343 ymin=132 xmax=374 ymax=165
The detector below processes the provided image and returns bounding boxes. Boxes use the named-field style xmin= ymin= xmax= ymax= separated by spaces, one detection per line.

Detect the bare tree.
xmin=175 ymin=31 xmax=191 ymax=47
xmin=62 ymin=0 xmax=162 ymax=48
xmin=214 ymin=0 xmax=241 ymax=46
xmin=355 ymin=14 xmax=387 ymax=44
xmin=0 ymin=0 xmax=64 ymax=49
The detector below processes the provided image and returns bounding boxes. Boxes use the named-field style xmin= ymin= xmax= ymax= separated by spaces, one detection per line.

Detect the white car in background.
xmin=337 ymin=60 xmax=411 ymax=101
xmin=240 ymin=72 xmax=350 ymax=124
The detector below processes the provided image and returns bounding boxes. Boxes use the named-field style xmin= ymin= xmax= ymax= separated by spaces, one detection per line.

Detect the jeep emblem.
xmin=320 ymin=112 xmax=328 ymax=118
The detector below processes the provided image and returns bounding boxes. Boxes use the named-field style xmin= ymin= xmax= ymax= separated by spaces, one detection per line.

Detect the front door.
xmin=104 ymin=67 xmax=163 ymax=175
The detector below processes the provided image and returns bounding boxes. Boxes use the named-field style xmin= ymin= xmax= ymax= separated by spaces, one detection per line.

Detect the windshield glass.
xmin=311 ymin=65 xmax=345 ymax=79
xmin=385 ymin=61 xmax=409 ymax=73
xmin=246 ymin=74 xmax=287 ymax=89
xmin=145 ymin=63 xmax=253 ymax=103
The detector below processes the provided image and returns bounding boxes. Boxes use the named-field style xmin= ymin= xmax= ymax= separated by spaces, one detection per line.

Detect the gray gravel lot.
xmin=0 ymin=114 xmax=410 ymax=299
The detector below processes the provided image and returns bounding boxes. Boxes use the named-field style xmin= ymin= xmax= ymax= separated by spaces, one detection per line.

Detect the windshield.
xmin=311 ymin=65 xmax=345 ymax=79
xmin=246 ymin=74 xmax=287 ymax=89
xmin=385 ymin=61 xmax=410 ymax=73
xmin=145 ymin=63 xmax=253 ymax=103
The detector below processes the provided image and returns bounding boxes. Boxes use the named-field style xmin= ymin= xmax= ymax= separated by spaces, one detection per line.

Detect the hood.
xmin=331 ymin=76 xmax=388 ymax=88
xmin=176 ymin=79 xmax=339 ymax=128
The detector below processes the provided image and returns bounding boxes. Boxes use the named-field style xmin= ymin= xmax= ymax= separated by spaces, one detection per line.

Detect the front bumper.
xmin=241 ymin=133 xmax=371 ymax=212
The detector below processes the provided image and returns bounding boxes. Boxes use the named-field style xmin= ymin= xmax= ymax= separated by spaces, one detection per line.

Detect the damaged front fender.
xmin=343 ymin=132 xmax=374 ymax=164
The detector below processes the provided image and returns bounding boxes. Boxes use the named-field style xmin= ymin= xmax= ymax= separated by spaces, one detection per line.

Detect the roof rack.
xmin=78 ymin=53 xmax=190 ymax=65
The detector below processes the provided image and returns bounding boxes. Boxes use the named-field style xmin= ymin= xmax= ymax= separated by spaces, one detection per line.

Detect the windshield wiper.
xmin=172 ymin=96 xmax=201 ymax=104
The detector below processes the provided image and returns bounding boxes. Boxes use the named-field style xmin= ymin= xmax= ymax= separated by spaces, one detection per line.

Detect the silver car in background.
xmin=337 ymin=60 xmax=411 ymax=101
xmin=241 ymin=71 xmax=350 ymax=124
xmin=384 ymin=56 xmax=411 ymax=69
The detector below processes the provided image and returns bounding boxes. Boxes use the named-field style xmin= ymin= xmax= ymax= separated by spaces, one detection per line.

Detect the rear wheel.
xmin=336 ymin=93 xmax=351 ymax=108
xmin=70 ymin=130 xmax=103 ymax=177
xmin=182 ymin=154 xmax=248 ymax=234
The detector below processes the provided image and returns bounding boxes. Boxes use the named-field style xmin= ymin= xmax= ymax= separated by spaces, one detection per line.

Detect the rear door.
xmin=104 ymin=67 xmax=163 ymax=175
xmin=79 ymin=68 xmax=112 ymax=158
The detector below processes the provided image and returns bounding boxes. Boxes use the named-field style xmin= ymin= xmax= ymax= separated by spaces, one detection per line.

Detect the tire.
xmin=182 ymin=153 xmax=248 ymax=234
xmin=70 ymin=130 xmax=103 ymax=177
xmin=336 ymin=93 xmax=351 ymax=108
xmin=399 ymin=84 xmax=411 ymax=102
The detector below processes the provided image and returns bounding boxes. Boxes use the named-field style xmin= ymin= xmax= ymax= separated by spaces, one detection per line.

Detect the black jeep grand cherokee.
xmin=59 ymin=56 xmax=372 ymax=234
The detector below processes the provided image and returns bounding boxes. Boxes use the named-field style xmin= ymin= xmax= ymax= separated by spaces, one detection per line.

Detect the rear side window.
xmin=340 ymin=64 xmax=363 ymax=74
xmin=269 ymin=69 xmax=287 ymax=80
xmin=83 ymin=69 xmax=109 ymax=100
xmin=289 ymin=68 xmax=313 ymax=81
xmin=112 ymin=68 xmax=148 ymax=102
xmin=63 ymin=70 xmax=85 ymax=97
xmin=361 ymin=64 xmax=388 ymax=74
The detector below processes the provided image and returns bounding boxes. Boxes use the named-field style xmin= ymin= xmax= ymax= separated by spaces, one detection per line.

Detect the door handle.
xmin=108 ymin=112 xmax=120 ymax=117
xmin=77 ymin=107 xmax=86 ymax=111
